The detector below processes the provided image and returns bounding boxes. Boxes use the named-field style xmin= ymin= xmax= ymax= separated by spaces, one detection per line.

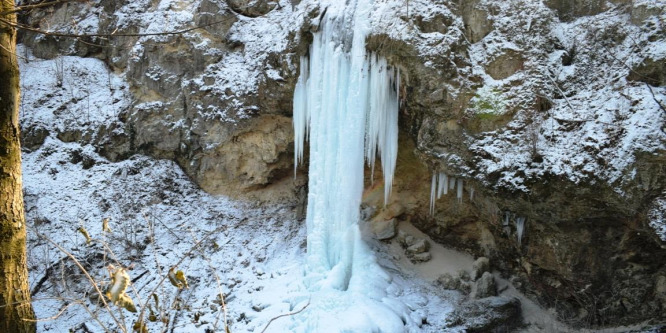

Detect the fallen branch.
xmin=260 ymin=298 xmax=311 ymax=333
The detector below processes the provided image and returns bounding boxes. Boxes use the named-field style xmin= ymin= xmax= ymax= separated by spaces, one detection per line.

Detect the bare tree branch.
xmin=0 ymin=0 xmax=82 ymax=16
xmin=0 ymin=16 xmax=232 ymax=39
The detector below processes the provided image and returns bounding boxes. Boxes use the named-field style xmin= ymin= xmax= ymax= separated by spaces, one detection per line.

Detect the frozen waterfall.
xmin=290 ymin=0 xmax=410 ymax=331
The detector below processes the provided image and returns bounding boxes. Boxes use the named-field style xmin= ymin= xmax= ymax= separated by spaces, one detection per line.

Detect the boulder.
xmin=406 ymin=239 xmax=430 ymax=255
xmin=227 ymin=0 xmax=277 ymax=18
xmin=627 ymin=58 xmax=666 ymax=87
xmin=473 ymin=272 xmax=497 ymax=299
xmin=544 ymin=0 xmax=605 ymax=22
xmin=486 ymin=50 xmax=524 ymax=80
xmin=471 ymin=257 xmax=490 ymax=281
xmin=438 ymin=273 xmax=471 ymax=294
xmin=411 ymin=252 xmax=432 ymax=263
xmin=458 ymin=0 xmax=493 ymax=43
xmin=371 ymin=218 xmax=397 ymax=240
xmin=448 ymin=297 xmax=522 ymax=332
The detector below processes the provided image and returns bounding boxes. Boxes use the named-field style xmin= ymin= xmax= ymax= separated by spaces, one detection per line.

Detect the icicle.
xmin=449 ymin=176 xmax=456 ymax=190
xmin=456 ymin=178 xmax=463 ymax=203
xmin=365 ymin=57 xmax=399 ymax=205
xmin=429 ymin=173 xmax=436 ymax=215
xmin=503 ymin=211 xmax=510 ymax=226
xmin=516 ymin=216 xmax=526 ymax=245
xmin=469 ymin=187 xmax=475 ymax=201
xmin=437 ymin=172 xmax=448 ymax=198
xmin=293 ymin=56 xmax=310 ymax=177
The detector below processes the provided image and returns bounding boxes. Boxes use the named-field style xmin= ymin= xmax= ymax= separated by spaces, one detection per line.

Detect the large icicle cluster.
xmin=293 ymin=1 xmax=401 ymax=282
xmin=365 ymin=56 xmax=400 ymax=204
xmin=294 ymin=32 xmax=400 ymax=206
xmin=291 ymin=0 xmax=410 ymax=331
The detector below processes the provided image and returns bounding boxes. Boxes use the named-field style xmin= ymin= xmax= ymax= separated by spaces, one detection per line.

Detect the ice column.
xmin=292 ymin=1 xmax=400 ymax=291
xmin=516 ymin=216 xmax=526 ymax=245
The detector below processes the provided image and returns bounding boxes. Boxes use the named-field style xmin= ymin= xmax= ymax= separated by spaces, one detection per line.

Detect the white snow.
xmin=465 ymin=1 xmax=666 ymax=193
xmin=19 ymin=46 xmax=130 ymax=134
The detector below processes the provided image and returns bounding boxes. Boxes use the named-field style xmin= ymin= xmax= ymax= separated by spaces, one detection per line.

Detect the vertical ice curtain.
xmin=292 ymin=0 xmax=400 ymax=290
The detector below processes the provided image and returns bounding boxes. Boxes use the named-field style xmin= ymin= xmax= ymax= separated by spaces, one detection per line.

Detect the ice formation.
xmin=456 ymin=178 xmax=464 ymax=203
xmin=516 ymin=216 xmax=526 ymax=245
xmin=429 ymin=172 xmax=450 ymax=215
xmin=291 ymin=0 xmax=409 ymax=331
xmin=429 ymin=172 xmax=465 ymax=214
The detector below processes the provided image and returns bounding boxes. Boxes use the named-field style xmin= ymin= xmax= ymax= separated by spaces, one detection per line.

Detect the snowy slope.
xmin=19 ymin=39 xmax=460 ymax=333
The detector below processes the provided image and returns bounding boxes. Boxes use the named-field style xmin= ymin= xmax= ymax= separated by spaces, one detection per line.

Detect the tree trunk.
xmin=0 ymin=0 xmax=37 ymax=331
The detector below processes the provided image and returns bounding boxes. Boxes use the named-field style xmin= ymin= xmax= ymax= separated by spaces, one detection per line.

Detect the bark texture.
xmin=0 ymin=0 xmax=36 ymax=331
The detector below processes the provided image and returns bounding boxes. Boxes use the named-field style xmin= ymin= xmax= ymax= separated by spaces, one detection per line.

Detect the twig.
xmin=31 ymin=228 xmax=124 ymax=332
xmin=22 ymin=299 xmax=84 ymax=322
xmin=31 ymin=256 xmax=68 ymax=296
xmin=135 ymin=228 xmax=222 ymax=328
xmin=543 ymin=70 xmax=576 ymax=113
xmin=260 ymin=298 xmax=311 ymax=333
xmin=195 ymin=230 xmax=229 ymax=333
xmin=131 ymin=270 xmax=149 ymax=284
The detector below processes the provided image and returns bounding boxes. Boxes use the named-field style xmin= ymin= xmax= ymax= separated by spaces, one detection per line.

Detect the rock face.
xmin=18 ymin=0 xmax=666 ymax=328
xmin=19 ymin=0 xmax=306 ymax=202
xmin=448 ymin=297 xmax=522 ymax=332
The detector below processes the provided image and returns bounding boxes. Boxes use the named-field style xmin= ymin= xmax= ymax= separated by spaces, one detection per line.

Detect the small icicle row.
xmin=429 ymin=172 xmax=465 ymax=215
xmin=502 ymin=212 xmax=527 ymax=245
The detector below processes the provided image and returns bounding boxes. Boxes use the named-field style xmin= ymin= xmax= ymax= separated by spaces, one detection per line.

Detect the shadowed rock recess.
xmin=18 ymin=0 xmax=666 ymax=329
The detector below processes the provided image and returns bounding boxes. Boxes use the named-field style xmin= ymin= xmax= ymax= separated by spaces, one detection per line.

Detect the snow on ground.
xmin=21 ymin=137 xmax=465 ymax=332
xmin=22 ymin=136 xmax=306 ymax=332
xmin=19 ymin=46 xmax=131 ymax=136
